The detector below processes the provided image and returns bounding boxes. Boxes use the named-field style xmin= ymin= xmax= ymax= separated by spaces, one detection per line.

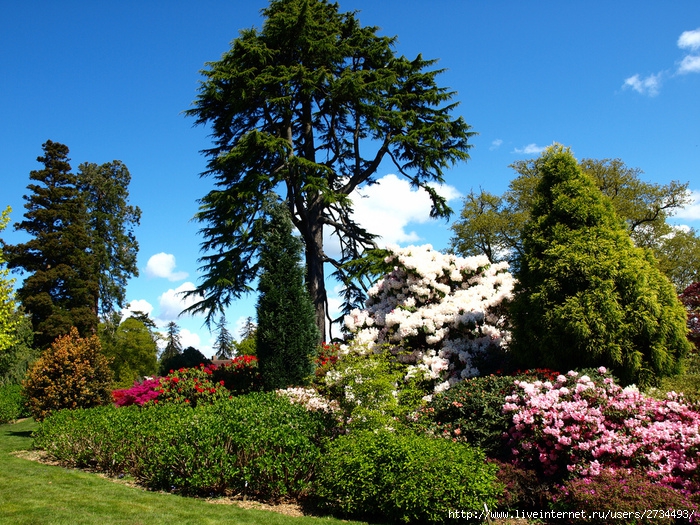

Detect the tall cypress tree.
xmin=509 ymin=145 xmax=691 ymax=386
xmin=5 ymin=141 xmax=97 ymax=348
xmin=256 ymin=201 xmax=319 ymax=390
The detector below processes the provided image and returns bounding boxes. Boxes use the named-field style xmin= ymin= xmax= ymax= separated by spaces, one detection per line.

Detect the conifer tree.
xmin=184 ymin=0 xmax=474 ymax=338
xmin=4 ymin=141 xmax=97 ymax=347
xmin=160 ymin=321 xmax=183 ymax=365
xmin=213 ymin=313 xmax=234 ymax=359
xmin=256 ymin=201 xmax=319 ymax=390
xmin=509 ymin=145 xmax=691 ymax=387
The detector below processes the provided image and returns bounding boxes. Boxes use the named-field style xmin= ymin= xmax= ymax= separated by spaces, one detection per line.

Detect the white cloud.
xmin=145 ymin=252 xmax=188 ymax=281
xmin=489 ymin=139 xmax=503 ymax=151
xmin=623 ymin=73 xmax=663 ymax=96
xmin=678 ymin=54 xmax=700 ymax=74
xmin=120 ymin=299 xmax=154 ymax=321
xmin=344 ymin=174 xmax=460 ymax=248
xmin=179 ymin=328 xmax=202 ymax=351
xmin=678 ymin=28 xmax=700 ymax=51
xmin=157 ymin=282 xmax=203 ymax=321
xmin=675 ymin=190 xmax=700 ymax=221
xmin=513 ymin=143 xmax=547 ymax=155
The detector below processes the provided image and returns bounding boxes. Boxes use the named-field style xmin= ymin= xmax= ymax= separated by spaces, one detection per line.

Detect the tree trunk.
xmin=303 ymin=202 xmax=327 ymax=343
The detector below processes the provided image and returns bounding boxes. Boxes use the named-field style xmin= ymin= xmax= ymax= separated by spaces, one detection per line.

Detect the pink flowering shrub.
xmin=504 ymin=367 xmax=700 ymax=492
xmin=344 ymin=244 xmax=514 ymax=392
xmin=113 ymin=378 xmax=161 ymax=407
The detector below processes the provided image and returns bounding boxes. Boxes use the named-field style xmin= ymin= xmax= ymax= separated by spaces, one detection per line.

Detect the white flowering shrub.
xmin=344 ymin=245 xmax=514 ymax=392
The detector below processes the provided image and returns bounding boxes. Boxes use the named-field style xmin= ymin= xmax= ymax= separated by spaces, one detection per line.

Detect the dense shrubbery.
xmin=35 ymin=392 xmax=335 ymax=500
xmin=552 ymin=470 xmax=698 ymax=524
xmin=313 ymin=428 xmax=501 ymax=524
xmin=504 ymin=367 xmax=700 ymax=492
xmin=0 ymin=384 xmax=30 ymax=423
xmin=22 ymin=327 xmax=112 ymax=421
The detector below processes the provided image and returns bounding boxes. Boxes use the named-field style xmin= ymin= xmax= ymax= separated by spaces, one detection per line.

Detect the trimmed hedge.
xmin=34 ymin=392 xmax=335 ymax=500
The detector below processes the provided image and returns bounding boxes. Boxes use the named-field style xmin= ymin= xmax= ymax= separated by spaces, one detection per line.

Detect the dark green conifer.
xmin=256 ymin=201 xmax=319 ymax=390
xmin=5 ymin=141 xmax=97 ymax=347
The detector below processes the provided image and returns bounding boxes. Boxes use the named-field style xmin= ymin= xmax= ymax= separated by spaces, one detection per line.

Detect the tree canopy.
xmin=509 ymin=145 xmax=690 ymax=387
xmin=0 ymin=206 xmax=18 ymax=353
xmin=184 ymin=0 xmax=474 ymax=338
xmin=450 ymin=156 xmax=699 ymax=289
xmin=3 ymin=141 xmax=141 ymax=348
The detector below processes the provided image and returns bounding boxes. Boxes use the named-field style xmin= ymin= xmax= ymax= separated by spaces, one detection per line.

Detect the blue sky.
xmin=2 ymin=1 xmax=699 ymax=354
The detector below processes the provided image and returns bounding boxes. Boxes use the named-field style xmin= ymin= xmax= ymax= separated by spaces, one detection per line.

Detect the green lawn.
xmin=0 ymin=418 xmax=368 ymax=525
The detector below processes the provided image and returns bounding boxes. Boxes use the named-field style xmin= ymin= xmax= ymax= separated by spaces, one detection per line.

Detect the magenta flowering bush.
xmin=504 ymin=367 xmax=700 ymax=491
xmin=112 ymin=378 xmax=161 ymax=407
xmin=344 ymin=244 xmax=514 ymax=392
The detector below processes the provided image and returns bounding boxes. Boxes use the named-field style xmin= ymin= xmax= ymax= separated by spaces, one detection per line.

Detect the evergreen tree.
xmin=77 ymin=161 xmax=141 ymax=316
xmin=4 ymin=141 xmax=98 ymax=348
xmin=213 ymin=313 xmax=234 ymax=359
xmin=256 ymin=201 xmax=319 ymax=390
xmin=159 ymin=321 xmax=183 ymax=373
xmin=184 ymin=0 xmax=474 ymax=338
xmin=509 ymin=145 xmax=691 ymax=387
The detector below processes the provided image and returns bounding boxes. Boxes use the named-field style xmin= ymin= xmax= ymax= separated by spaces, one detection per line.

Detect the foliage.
xmin=318 ymin=347 xmax=427 ymax=431
xmin=158 ymin=320 xmax=183 ymax=368
xmin=509 ymin=145 xmax=691 ymax=387
xmin=76 ymin=160 xmax=141 ymax=316
xmin=416 ymin=374 xmax=521 ymax=457
xmin=100 ymin=314 xmax=158 ymax=388
xmin=184 ymin=0 xmax=474 ymax=338
xmin=159 ymin=345 xmax=210 ymax=375
xmin=680 ymin=282 xmax=700 ymax=351
xmin=450 ymin=156 xmax=699 ymax=289
xmin=212 ymin=313 xmax=234 ymax=359
xmin=0 ymin=384 xmax=30 ymax=423
xmin=22 ymin=327 xmax=113 ymax=420
xmin=256 ymin=202 xmax=319 ymax=390
xmin=155 ymin=364 xmax=228 ymax=408
xmin=4 ymin=141 xmax=98 ymax=347
xmin=345 ymin=244 xmax=514 ymax=392
xmin=0 ymin=309 xmax=37 ymax=386
xmin=504 ymin=367 xmax=700 ymax=492
xmin=0 ymin=206 xmax=18 ymax=353
xmin=551 ymin=470 xmax=699 ymax=525
xmin=312 ymin=428 xmax=501 ymax=524
xmin=35 ymin=392 xmax=334 ymax=501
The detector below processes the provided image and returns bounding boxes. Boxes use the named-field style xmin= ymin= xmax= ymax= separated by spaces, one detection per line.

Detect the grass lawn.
xmin=0 ymin=418 xmax=368 ymax=525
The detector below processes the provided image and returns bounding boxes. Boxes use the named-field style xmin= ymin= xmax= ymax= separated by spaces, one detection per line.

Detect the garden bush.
xmin=210 ymin=354 xmax=261 ymax=394
xmin=344 ymin=244 xmax=514 ymax=393
xmin=35 ymin=391 xmax=334 ymax=500
xmin=313 ymin=428 xmax=501 ymax=524
xmin=416 ymin=374 xmax=521 ymax=457
xmin=551 ymin=469 xmax=698 ymax=524
xmin=22 ymin=327 xmax=113 ymax=421
xmin=504 ymin=367 xmax=700 ymax=492
xmin=0 ymin=384 xmax=30 ymax=423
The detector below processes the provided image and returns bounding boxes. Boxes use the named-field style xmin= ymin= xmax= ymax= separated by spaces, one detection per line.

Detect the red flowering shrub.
xmin=552 ymin=469 xmax=699 ymax=524
xmin=112 ymin=378 xmax=161 ymax=407
xmin=211 ymin=355 xmax=261 ymax=395
xmin=157 ymin=365 xmax=229 ymax=408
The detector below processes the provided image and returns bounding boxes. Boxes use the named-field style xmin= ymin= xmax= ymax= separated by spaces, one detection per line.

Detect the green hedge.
xmin=34 ymin=392 xmax=335 ymax=500
xmin=313 ymin=428 xmax=502 ymax=524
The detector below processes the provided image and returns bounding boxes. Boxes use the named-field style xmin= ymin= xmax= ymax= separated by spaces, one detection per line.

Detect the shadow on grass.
xmin=6 ymin=430 xmax=34 ymax=438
